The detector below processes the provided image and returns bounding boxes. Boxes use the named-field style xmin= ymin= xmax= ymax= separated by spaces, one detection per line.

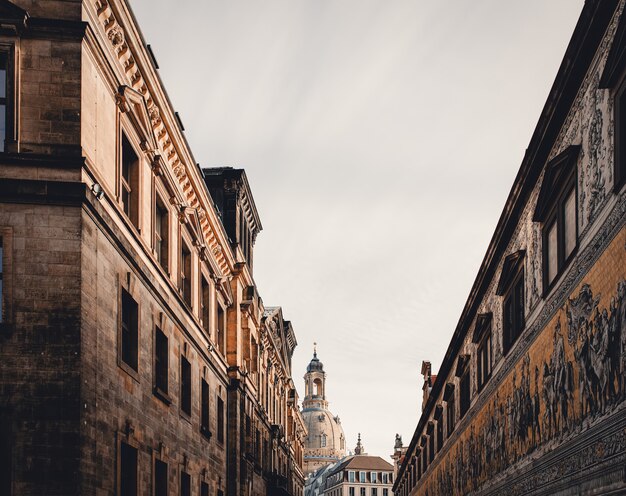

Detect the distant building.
xmin=394 ymin=2 xmax=626 ymax=495
xmin=305 ymin=437 xmax=395 ymax=496
xmin=301 ymin=348 xmax=347 ymax=475
xmin=390 ymin=434 xmax=407 ymax=480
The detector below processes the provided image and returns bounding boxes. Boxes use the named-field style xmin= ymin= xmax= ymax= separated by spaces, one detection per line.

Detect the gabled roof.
xmin=328 ymin=455 xmax=393 ymax=476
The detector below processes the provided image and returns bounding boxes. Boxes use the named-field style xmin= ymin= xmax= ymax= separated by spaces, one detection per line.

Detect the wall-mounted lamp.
xmin=91 ymin=183 xmax=104 ymax=200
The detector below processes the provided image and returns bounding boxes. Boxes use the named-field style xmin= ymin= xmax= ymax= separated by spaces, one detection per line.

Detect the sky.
xmin=130 ymin=0 xmax=584 ymax=461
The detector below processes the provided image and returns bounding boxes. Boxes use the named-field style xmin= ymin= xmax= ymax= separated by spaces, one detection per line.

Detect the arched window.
xmin=313 ymin=378 xmax=323 ymax=396
xmin=321 ymin=434 xmax=327 ymax=447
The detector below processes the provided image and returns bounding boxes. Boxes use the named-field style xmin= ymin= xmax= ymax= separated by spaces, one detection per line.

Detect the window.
xmin=359 ymin=471 xmax=366 ymax=483
xmin=155 ymin=195 xmax=169 ymax=272
xmin=154 ymin=459 xmax=167 ymax=496
xmin=383 ymin=490 xmax=388 ymax=496
xmin=321 ymin=434 xmax=326 ymax=447
xmin=154 ymin=327 xmax=169 ymax=399
xmin=217 ymin=304 xmax=225 ymax=353
xmin=445 ymin=386 xmax=455 ymax=436
xmin=533 ymin=146 xmax=580 ymax=290
xmin=180 ymin=355 xmax=191 ymax=416
xmin=372 ymin=489 xmax=377 ymax=496
xmin=121 ymin=134 xmax=140 ymax=229
xmin=459 ymin=370 xmax=470 ymax=419
xmin=348 ymin=471 xmax=355 ymax=483
xmin=349 ymin=487 xmax=355 ymax=496
xmin=371 ymin=472 xmax=377 ymax=483
xmin=201 ymin=481 xmax=209 ymax=496
xmin=477 ymin=333 xmax=492 ymax=391
xmin=181 ymin=240 xmax=192 ymax=307
xmin=436 ymin=419 xmax=443 ymax=453
xmin=0 ymin=236 xmax=3 ymax=323
xmin=382 ymin=473 xmax=388 ymax=484
xmin=201 ymin=378 xmax=210 ymax=438
xmin=497 ymin=251 xmax=526 ymax=355
xmin=503 ymin=270 xmax=525 ymax=354
xmin=180 ymin=471 xmax=191 ymax=496
xmin=120 ymin=442 xmax=137 ymax=496
xmin=217 ymin=395 xmax=225 ymax=444
xmin=0 ymin=50 xmax=14 ymax=152
xmin=428 ymin=432 xmax=435 ymax=463
xmin=201 ymin=275 xmax=211 ymax=337
xmin=120 ymin=288 xmax=139 ymax=373
xmin=360 ymin=488 xmax=366 ymax=496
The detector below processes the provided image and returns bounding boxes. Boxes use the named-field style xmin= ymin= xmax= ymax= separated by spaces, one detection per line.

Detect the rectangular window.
xmin=154 ymin=327 xmax=169 ymax=397
xmin=428 ymin=433 xmax=435 ymax=463
xmin=181 ymin=240 xmax=192 ymax=307
xmin=446 ymin=397 xmax=455 ymax=436
xmin=180 ymin=355 xmax=191 ymax=416
xmin=120 ymin=442 xmax=138 ymax=496
xmin=121 ymin=134 xmax=140 ymax=229
xmin=121 ymin=289 xmax=139 ymax=372
xmin=382 ymin=472 xmax=388 ymax=484
xmin=348 ymin=471 xmax=355 ymax=483
xmin=0 ymin=236 xmax=3 ymax=323
xmin=180 ymin=471 xmax=191 ymax=496
xmin=217 ymin=305 xmax=225 ymax=353
xmin=371 ymin=472 xmax=377 ymax=483
xmin=546 ymin=220 xmax=558 ymax=283
xmin=360 ymin=488 xmax=366 ymax=496
xmin=201 ymin=276 xmax=211 ymax=337
xmin=201 ymin=378 xmax=210 ymax=437
xmin=436 ymin=419 xmax=443 ymax=452
xmin=459 ymin=370 xmax=470 ymax=419
xmin=372 ymin=489 xmax=377 ymax=496
xmin=201 ymin=481 xmax=209 ymax=496
xmin=563 ymin=188 xmax=576 ymax=258
xmin=155 ymin=195 xmax=169 ymax=272
xmin=154 ymin=459 xmax=167 ymax=496
xmin=383 ymin=490 xmax=388 ymax=496
xmin=477 ymin=333 xmax=492 ymax=392
xmin=0 ymin=51 xmax=8 ymax=152
xmin=359 ymin=471 xmax=366 ymax=483
xmin=503 ymin=273 xmax=525 ymax=354
xmin=217 ymin=395 xmax=225 ymax=444
xmin=349 ymin=487 xmax=355 ymax=496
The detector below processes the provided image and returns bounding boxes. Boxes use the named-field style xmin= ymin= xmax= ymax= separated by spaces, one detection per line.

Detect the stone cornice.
xmin=90 ymin=0 xmax=235 ymax=278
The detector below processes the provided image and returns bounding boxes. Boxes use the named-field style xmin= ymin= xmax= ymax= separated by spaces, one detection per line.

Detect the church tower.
xmin=301 ymin=345 xmax=346 ymax=476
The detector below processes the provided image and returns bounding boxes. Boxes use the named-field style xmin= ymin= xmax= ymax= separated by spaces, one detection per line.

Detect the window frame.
xmin=217 ymin=394 xmax=225 ymax=444
xmin=0 ymin=44 xmax=16 ymax=153
xmin=153 ymin=454 xmax=168 ymax=496
xmin=154 ymin=189 xmax=170 ymax=274
xmin=119 ymin=131 xmax=141 ymax=230
xmin=153 ymin=326 xmax=170 ymax=403
xmin=180 ymin=353 xmax=192 ymax=418
xmin=180 ymin=232 xmax=193 ymax=309
xmin=118 ymin=285 xmax=139 ymax=379
xmin=200 ymin=376 xmax=211 ymax=440
xmin=541 ymin=179 xmax=577 ymax=292
xmin=503 ymin=268 xmax=525 ymax=355
xmin=118 ymin=438 xmax=139 ymax=496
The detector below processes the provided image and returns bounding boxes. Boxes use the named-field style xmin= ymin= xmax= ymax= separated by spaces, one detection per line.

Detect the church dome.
xmin=301 ymin=347 xmax=346 ymax=476
xmin=307 ymin=352 xmax=324 ymax=372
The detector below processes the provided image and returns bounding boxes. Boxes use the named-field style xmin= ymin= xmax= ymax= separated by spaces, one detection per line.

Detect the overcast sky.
xmin=131 ymin=0 xmax=584 ymax=461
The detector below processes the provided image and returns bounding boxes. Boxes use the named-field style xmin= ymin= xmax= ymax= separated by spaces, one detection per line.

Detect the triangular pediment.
xmin=117 ymin=85 xmax=157 ymax=151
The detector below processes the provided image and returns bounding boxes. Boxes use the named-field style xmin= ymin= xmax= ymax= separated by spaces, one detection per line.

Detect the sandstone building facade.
xmin=0 ymin=0 xmax=305 ymax=495
xmin=301 ymin=350 xmax=347 ymax=476
xmin=394 ymin=1 xmax=626 ymax=495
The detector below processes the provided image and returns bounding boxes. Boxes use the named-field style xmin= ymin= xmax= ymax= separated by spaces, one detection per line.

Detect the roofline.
xmin=396 ymin=0 xmax=620 ymax=487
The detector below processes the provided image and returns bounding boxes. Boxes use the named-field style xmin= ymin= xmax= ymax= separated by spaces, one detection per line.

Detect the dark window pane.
xmin=121 ymin=289 xmax=138 ymax=372
xmin=564 ymin=189 xmax=576 ymax=258
xmin=180 ymin=471 xmax=191 ymax=496
xmin=155 ymin=328 xmax=168 ymax=394
xmin=201 ymin=379 xmax=210 ymax=434
xmin=201 ymin=482 xmax=209 ymax=496
xmin=120 ymin=442 xmax=137 ymax=496
xmin=181 ymin=356 xmax=191 ymax=415
xmin=154 ymin=459 xmax=167 ymax=496
xmin=547 ymin=221 xmax=558 ymax=283
xmin=217 ymin=396 xmax=225 ymax=443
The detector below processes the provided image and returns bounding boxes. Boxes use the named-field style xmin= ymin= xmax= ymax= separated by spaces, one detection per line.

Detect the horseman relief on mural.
xmin=427 ymin=279 xmax=626 ymax=496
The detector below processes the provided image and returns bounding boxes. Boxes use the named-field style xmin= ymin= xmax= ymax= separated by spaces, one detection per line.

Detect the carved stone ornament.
xmin=107 ymin=25 xmax=124 ymax=47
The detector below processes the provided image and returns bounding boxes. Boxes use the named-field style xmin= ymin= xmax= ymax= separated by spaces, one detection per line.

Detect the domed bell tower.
xmin=303 ymin=343 xmax=329 ymax=410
